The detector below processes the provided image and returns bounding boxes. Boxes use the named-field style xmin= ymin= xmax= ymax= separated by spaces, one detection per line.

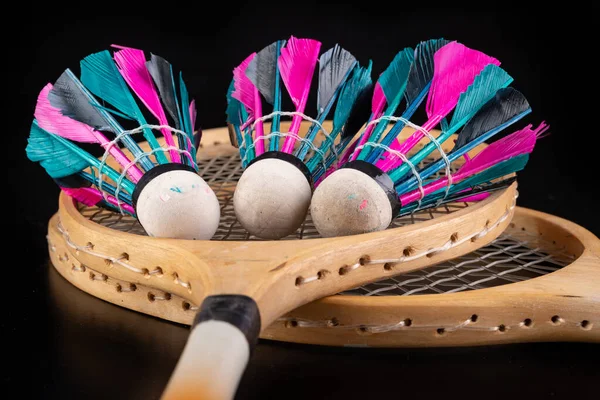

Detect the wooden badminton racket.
xmin=47 ymin=123 xmax=520 ymax=399
xmin=48 ymin=205 xmax=600 ymax=348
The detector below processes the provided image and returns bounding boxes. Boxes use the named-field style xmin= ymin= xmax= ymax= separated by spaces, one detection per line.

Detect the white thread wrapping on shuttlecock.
xmin=241 ymin=132 xmax=329 ymax=172
xmin=351 ymin=116 xmax=454 ymax=206
xmin=353 ymin=141 xmax=425 ymax=211
xmin=93 ymin=124 xmax=196 ymax=215
xmin=240 ymin=111 xmax=338 ymax=169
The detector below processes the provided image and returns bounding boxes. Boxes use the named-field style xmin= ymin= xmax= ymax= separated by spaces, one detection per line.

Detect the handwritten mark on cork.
xmin=359 ymin=199 xmax=368 ymax=210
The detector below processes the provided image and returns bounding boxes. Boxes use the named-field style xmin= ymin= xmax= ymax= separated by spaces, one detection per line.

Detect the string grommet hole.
xmin=403 ymin=247 xmax=414 ymax=257
xmin=338 ymin=265 xmax=349 ymax=275
xmin=118 ymin=252 xmax=129 ymax=261
xmin=285 ymin=320 xmax=299 ymax=328
xmin=580 ymin=320 xmax=592 ymax=330
xmin=182 ymin=302 xmax=191 ymax=311
xmin=295 ymin=277 xmax=304 ymax=286
xmin=141 ymin=268 xmax=150 ymax=278
xmin=383 ymin=263 xmax=395 ymax=271
xmin=470 ymin=314 xmax=478 ymax=323
xmin=450 ymin=233 xmax=459 ymax=243
xmin=403 ymin=318 xmax=412 ymax=327
xmin=357 ymin=326 xmax=371 ymax=335
xmin=148 ymin=292 xmax=155 ymax=302
xmin=85 ymin=242 xmax=94 ymax=250
xmin=328 ymin=318 xmax=339 ymax=327
xmin=436 ymin=328 xmax=445 ymax=336
xmin=150 ymin=266 xmax=163 ymax=276
xmin=551 ymin=315 xmax=564 ymax=325
xmin=497 ymin=324 xmax=507 ymax=333
xmin=522 ymin=318 xmax=533 ymax=328
xmin=359 ymin=255 xmax=370 ymax=266
xmin=317 ymin=270 xmax=329 ymax=280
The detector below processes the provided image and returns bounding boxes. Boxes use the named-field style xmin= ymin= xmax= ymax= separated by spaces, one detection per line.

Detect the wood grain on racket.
xmin=48 ymin=207 xmax=600 ymax=347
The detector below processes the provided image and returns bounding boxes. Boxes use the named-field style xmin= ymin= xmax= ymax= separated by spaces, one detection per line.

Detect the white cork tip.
xmin=136 ymin=170 xmax=220 ymax=240
xmin=233 ymin=158 xmax=312 ymax=239
xmin=311 ymin=168 xmax=392 ymax=237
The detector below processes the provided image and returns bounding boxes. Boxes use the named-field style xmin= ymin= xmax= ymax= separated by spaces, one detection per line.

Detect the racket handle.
xmin=161 ymin=295 xmax=261 ymax=400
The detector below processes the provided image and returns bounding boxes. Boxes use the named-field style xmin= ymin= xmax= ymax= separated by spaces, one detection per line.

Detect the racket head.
xmin=48 ymin=206 xmax=600 ymax=346
xmin=48 ymin=122 xmax=519 ymax=328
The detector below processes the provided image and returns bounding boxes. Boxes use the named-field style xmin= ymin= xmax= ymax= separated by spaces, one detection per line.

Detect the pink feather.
xmin=35 ymin=84 xmax=143 ymax=182
xmin=189 ymin=99 xmax=197 ymax=132
xmin=458 ymin=122 xmax=546 ymax=175
xmin=426 ymin=41 xmax=500 ymax=117
xmin=61 ymin=187 xmax=104 ymax=206
xmin=377 ymin=41 xmax=500 ymax=171
xmin=62 ymin=187 xmax=136 ymax=215
xmin=399 ymin=123 xmax=547 ymax=205
xmin=112 ymin=45 xmax=181 ymax=163
xmin=233 ymin=53 xmax=265 ymax=155
xmin=278 ymin=37 xmax=322 ymax=153
xmin=458 ymin=193 xmax=490 ymax=202
xmin=349 ymin=82 xmax=387 ymax=161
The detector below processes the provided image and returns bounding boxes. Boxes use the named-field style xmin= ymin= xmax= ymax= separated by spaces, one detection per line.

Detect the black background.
xmin=10 ymin=7 xmax=599 ymax=399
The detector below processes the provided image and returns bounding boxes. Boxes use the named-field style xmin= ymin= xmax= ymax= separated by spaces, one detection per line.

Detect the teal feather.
xmin=449 ymin=64 xmax=513 ymax=129
xmin=378 ymin=48 xmax=414 ymax=112
xmin=304 ymin=62 xmax=373 ymax=173
xmin=357 ymin=48 xmax=414 ymax=159
xmin=226 ymin=80 xmax=244 ymax=125
xmin=26 ymin=120 xmax=136 ymax=194
xmin=400 ymin=155 xmax=528 ymax=214
xmin=451 ymin=154 xmax=529 ymax=193
xmin=333 ymin=61 xmax=373 ymax=134
xmin=81 ymin=51 xmax=145 ymax=121
xmin=179 ymin=72 xmax=194 ymax=143
xmin=226 ymin=80 xmax=245 ymax=160
xmin=79 ymin=52 xmax=164 ymax=167
xmin=26 ymin=120 xmax=90 ymax=178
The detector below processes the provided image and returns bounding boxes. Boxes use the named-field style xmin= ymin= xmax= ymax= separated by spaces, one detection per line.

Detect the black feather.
xmin=405 ymin=38 xmax=450 ymax=105
xmin=454 ymin=87 xmax=530 ymax=149
xmin=340 ymin=82 xmax=374 ymax=140
xmin=246 ymin=41 xmax=280 ymax=104
xmin=49 ymin=69 xmax=115 ymax=132
xmin=317 ymin=45 xmax=357 ymax=113
xmin=193 ymin=127 xmax=202 ymax=149
xmin=53 ymin=175 xmax=92 ymax=189
xmin=146 ymin=54 xmax=181 ymax=128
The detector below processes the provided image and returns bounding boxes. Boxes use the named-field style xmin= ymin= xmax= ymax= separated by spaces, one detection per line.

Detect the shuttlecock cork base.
xmin=311 ymin=160 xmax=400 ymax=237
xmin=228 ymin=36 xmax=373 ymax=240
xmin=132 ymin=164 xmax=220 ymax=240
xmin=234 ymin=152 xmax=312 ymax=239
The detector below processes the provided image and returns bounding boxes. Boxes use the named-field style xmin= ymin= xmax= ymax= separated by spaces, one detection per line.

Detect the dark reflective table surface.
xmin=15 ymin=261 xmax=598 ymax=399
